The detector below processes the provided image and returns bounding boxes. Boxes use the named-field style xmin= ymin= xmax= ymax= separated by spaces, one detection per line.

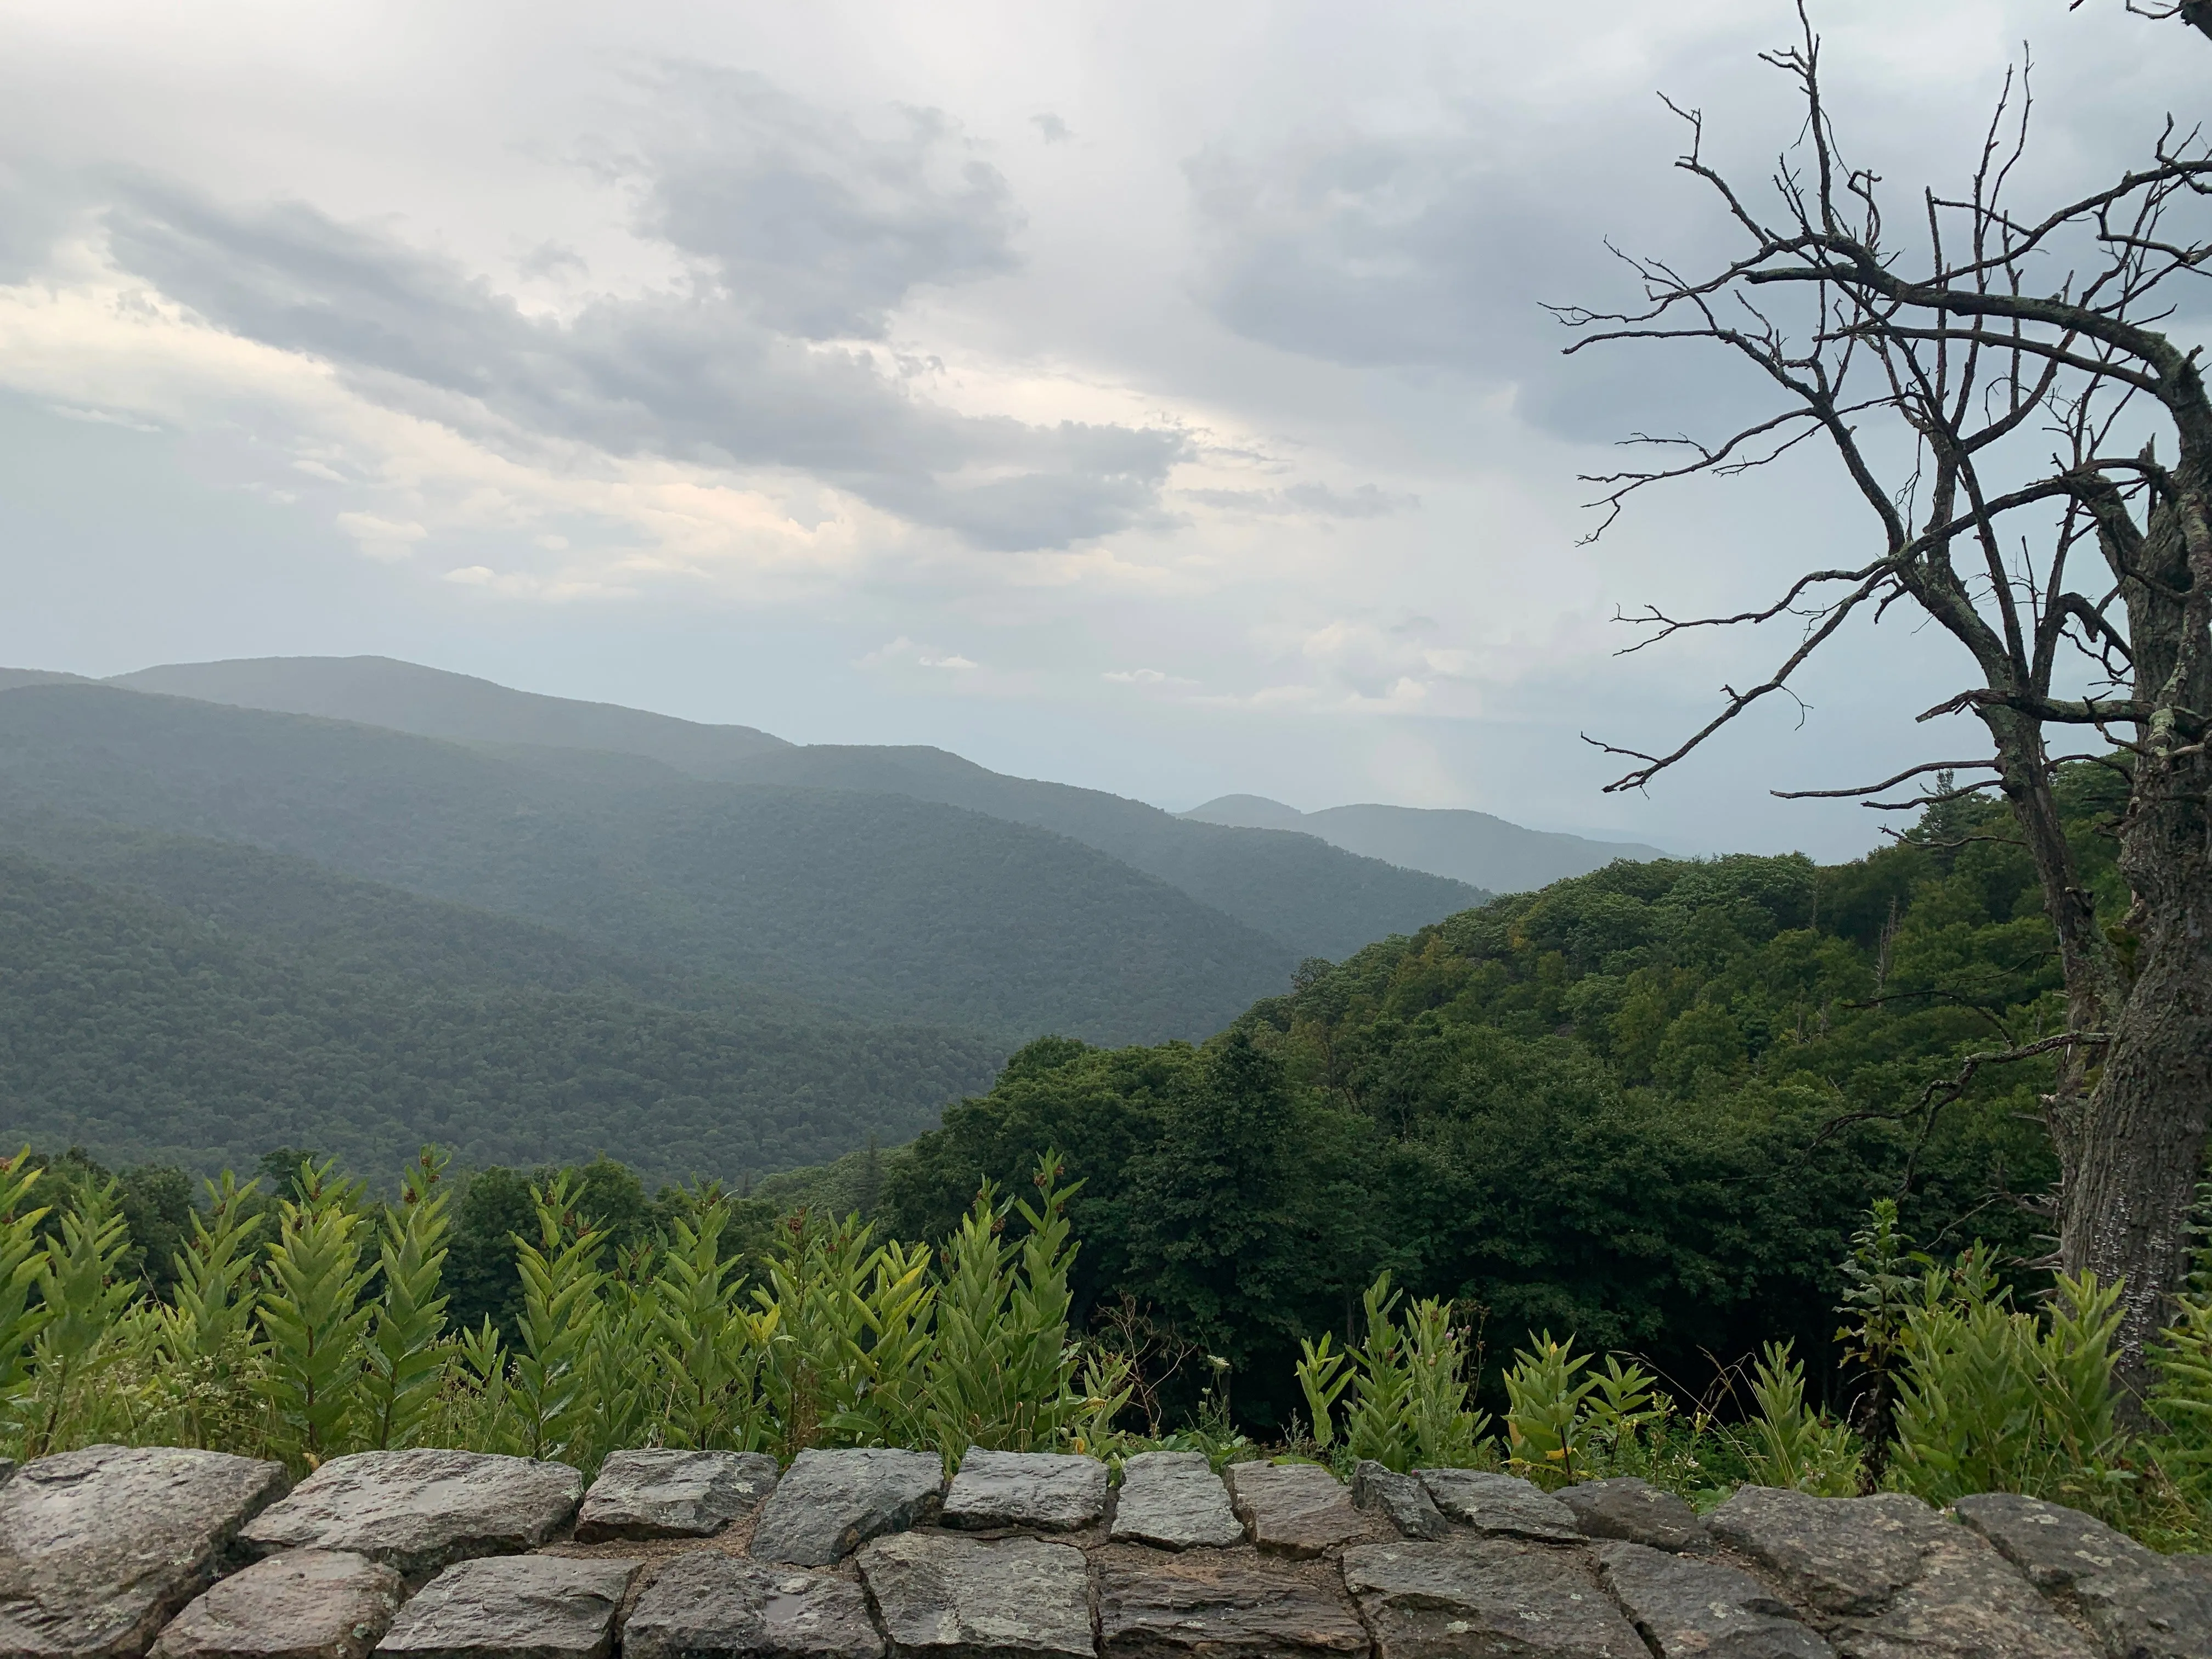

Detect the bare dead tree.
xmin=1556 ymin=4 xmax=2212 ymax=1399
xmin=2075 ymin=0 xmax=2212 ymax=47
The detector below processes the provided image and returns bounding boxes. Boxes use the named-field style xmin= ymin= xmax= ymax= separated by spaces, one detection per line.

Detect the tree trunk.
xmin=2064 ymin=748 xmax=2212 ymax=1403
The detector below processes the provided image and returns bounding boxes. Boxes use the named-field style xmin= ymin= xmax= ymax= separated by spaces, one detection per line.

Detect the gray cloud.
xmin=1030 ymin=114 xmax=1071 ymax=145
xmin=97 ymin=157 xmax=1180 ymax=551
xmin=1182 ymin=481 xmax=1416 ymax=518
xmin=637 ymin=66 xmax=1023 ymax=341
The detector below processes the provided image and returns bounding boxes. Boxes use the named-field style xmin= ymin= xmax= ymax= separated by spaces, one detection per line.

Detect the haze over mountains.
xmin=0 ymin=654 xmax=1659 ymax=1179
xmin=1182 ymin=794 xmax=1666 ymax=895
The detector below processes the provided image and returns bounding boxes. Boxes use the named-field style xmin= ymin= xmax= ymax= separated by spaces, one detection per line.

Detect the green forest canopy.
xmin=31 ymin=765 xmax=2130 ymax=1430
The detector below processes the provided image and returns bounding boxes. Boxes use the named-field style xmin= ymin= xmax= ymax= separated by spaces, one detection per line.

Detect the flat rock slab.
xmin=1415 ymin=1468 xmax=1580 ymax=1542
xmin=1342 ymin=1536 xmax=1648 ymax=1659
xmin=241 ymin=1451 xmax=581 ymax=1581
xmin=0 ymin=1444 xmax=290 ymax=1659
xmin=151 ymin=1550 xmax=404 ymax=1659
xmin=1223 ymin=1464 xmax=1361 ymax=1559
xmin=1107 ymin=1454 xmax=1242 ymax=1552
xmin=2073 ymin=1558 xmax=2212 ymax=1659
xmin=1951 ymin=1492 xmax=2157 ymax=1594
xmin=1350 ymin=1463 xmax=1448 ymax=1542
xmin=574 ymin=1451 xmax=778 ymax=1543
xmin=620 ymin=1553 xmax=882 ymax=1659
xmin=856 ymin=1533 xmax=1093 ymax=1658
xmin=1096 ymin=1549 xmax=1368 ymax=1658
xmin=1558 ymin=1477 xmax=1706 ymax=1552
xmin=942 ymin=1452 xmax=1108 ymax=1533
xmin=748 ymin=1449 xmax=941 ymax=1567
xmin=1708 ymin=1487 xmax=2095 ymax=1659
xmin=375 ymin=1555 xmax=640 ymax=1659
xmin=1598 ymin=1539 xmax=1834 ymax=1659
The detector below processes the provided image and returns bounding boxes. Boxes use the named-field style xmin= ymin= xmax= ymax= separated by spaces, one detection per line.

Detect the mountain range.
xmin=1181 ymin=793 xmax=1664 ymax=894
xmin=0 ymin=654 xmax=1658 ymax=1179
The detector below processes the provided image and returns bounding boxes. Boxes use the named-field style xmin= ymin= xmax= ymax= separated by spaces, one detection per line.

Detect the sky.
xmin=1 ymin=0 xmax=2199 ymax=859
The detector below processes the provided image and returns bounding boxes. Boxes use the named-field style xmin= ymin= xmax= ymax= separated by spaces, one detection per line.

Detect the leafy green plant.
xmin=652 ymin=1194 xmax=771 ymax=1452
xmin=19 ymin=1176 xmax=138 ymax=1457
xmin=362 ymin=1151 xmax=453 ymax=1451
xmin=258 ymin=1160 xmax=375 ymax=1460
xmin=1835 ymin=1198 xmax=1929 ymax=1491
xmin=508 ymin=1173 xmax=607 ymax=1464
xmin=1735 ymin=1340 xmax=1857 ymax=1495
xmin=0 ymin=1153 xmax=53 ymax=1413
xmin=1891 ymin=1255 xmax=2126 ymax=1506
xmin=1503 ymin=1331 xmax=1601 ymax=1486
xmin=2151 ymin=1181 xmax=2212 ymax=1500
xmin=1297 ymin=1274 xmax=1491 ymax=1472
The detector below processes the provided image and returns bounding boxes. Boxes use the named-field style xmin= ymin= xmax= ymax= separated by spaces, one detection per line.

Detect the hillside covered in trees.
xmin=0 ymin=822 xmax=1000 ymax=1184
xmin=875 ymin=766 xmax=2122 ymax=1425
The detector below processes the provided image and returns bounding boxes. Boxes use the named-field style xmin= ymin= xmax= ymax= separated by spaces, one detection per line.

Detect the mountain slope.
xmin=716 ymin=745 xmax=1485 ymax=961
xmin=1181 ymin=794 xmax=1662 ymax=894
xmin=93 ymin=657 xmax=1482 ymax=961
xmin=0 ymin=685 xmax=1296 ymax=1042
xmin=0 ymin=832 xmax=1000 ymax=1182
xmin=112 ymin=655 xmax=791 ymax=774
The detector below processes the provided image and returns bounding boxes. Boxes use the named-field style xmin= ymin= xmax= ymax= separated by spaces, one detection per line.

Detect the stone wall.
xmin=0 ymin=1441 xmax=2207 ymax=1659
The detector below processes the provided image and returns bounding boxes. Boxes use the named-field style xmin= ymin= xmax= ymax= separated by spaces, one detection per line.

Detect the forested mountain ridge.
xmin=112 ymin=654 xmax=792 ymax=771
xmin=0 ymin=684 xmax=1296 ymax=1042
xmin=722 ymin=744 xmax=1482 ymax=960
xmin=881 ymin=768 xmax=2116 ymax=1425
xmin=79 ymin=655 xmax=1486 ymax=960
xmin=0 ymin=833 xmax=1001 ymax=1182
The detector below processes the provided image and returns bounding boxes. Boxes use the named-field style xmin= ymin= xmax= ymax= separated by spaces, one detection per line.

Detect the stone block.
xmin=1096 ymin=1549 xmax=1367 ymax=1658
xmin=2073 ymin=1557 xmax=2212 ymax=1659
xmin=574 ymin=1451 xmax=777 ymax=1543
xmin=1342 ymin=1535 xmax=1649 ymax=1659
xmin=0 ymin=1444 xmax=290 ymax=1659
xmin=1414 ymin=1467 xmax=1580 ymax=1541
xmin=240 ymin=1451 xmax=580 ymax=1581
xmin=856 ymin=1533 xmax=1093 ymax=1658
xmin=942 ymin=1451 xmax=1108 ymax=1533
xmin=1223 ymin=1463 xmax=1361 ymax=1558
xmin=1106 ymin=1453 xmax=1242 ymax=1552
xmin=1557 ymin=1476 xmax=1706 ymax=1551
xmin=1596 ymin=1538 xmax=1833 ymax=1658
xmin=374 ymin=1555 xmax=639 ymax=1659
xmin=1349 ymin=1462 xmax=1448 ymax=1541
xmin=747 ymin=1449 xmax=941 ymax=1567
xmin=620 ymin=1553 xmax=882 ymax=1659
xmin=1951 ymin=1492 xmax=2157 ymax=1593
xmin=1708 ymin=1487 xmax=2095 ymax=1658
xmin=150 ymin=1550 xmax=404 ymax=1659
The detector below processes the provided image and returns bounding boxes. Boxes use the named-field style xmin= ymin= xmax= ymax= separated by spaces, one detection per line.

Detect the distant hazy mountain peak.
xmin=1182 ymin=793 xmax=1664 ymax=894
xmin=1181 ymin=793 xmax=1311 ymax=831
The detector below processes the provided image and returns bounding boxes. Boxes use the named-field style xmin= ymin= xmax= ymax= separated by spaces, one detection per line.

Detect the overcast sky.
xmin=1 ymin=1 xmax=2198 ymax=857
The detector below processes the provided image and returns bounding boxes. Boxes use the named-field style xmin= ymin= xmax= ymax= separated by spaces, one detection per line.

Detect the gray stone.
xmin=619 ymin=1554 xmax=883 ymax=1659
xmin=855 ymin=1533 xmax=1093 ymax=1658
xmin=0 ymin=1443 xmax=290 ymax=1659
xmin=1106 ymin=1453 xmax=1242 ymax=1552
xmin=374 ymin=1555 xmax=640 ymax=1659
xmin=942 ymin=1452 xmax=1108 ymax=1533
xmin=240 ymin=1451 xmax=581 ymax=1581
xmin=2074 ymin=1558 xmax=2212 ymax=1659
xmin=1096 ymin=1549 xmax=1368 ymax=1658
xmin=1706 ymin=1488 xmax=1926 ymax=1618
xmin=1223 ymin=1463 xmax=1362 ymax=1559
xmin=1415 ymin=1467 xmax=1581 ymax=1541
xmin=1952 ymin=1492 xmax=2157 ymax=1594
xmin=151 ymin=1550 xmax=404 ymax=1659
xmin=747 ymin=1449 xmax=941 ymax=1567
xmin=1597 ymin=1539 xmax=1835 ymax=1659
xmin=1708 ymin=1487 xmax=2096 ymax=1658
xmin=1350 ymin=1462 xmax=1448 ymax=1542
xmin=1559 ymin=1476 xmax=1707 ymax=1551
xmin=1342 ymin=1535 xmax=1649 ymax=1659
xmin=574 ymin=1451 xmax=778 ymax=1543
